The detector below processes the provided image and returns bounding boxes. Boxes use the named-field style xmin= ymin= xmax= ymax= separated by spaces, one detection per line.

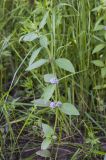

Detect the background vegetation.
xmin=0 ymin=0 xmax=106 ymax=159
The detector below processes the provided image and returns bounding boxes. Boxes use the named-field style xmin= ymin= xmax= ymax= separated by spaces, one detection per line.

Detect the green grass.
xmin=0 ymin=0 xmax=106 ymax=159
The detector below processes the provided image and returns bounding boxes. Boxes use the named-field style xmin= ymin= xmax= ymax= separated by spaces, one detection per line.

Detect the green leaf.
xmin=91 ymin=60 xmax=104 ymax=67
xmin=29 ymin=47 xmax=42 ymax=65
xmin=20 ymin=32 xmax=39 ymax=42
xmin=42 ymin=85 xmax=56 ymax=102
xmin=55 ymin=58 xmax=75 ymax=73
xmin=2 ymin=35 xmax=11 ymax=51
xmin=41 ymin=138 xmax=51 ymax=150
xmin=39 ymin=11 xmax=49 ymax=30
xmin=44 ymin=74 xmax=57 ymax=83
xmin=36 ymin=150 xmax=51 ymax=158
xmin=93 ymin=84 xmax=106 ymax=90
xmin=33 ymin=99 xmax=50 ymax=107
xmin=58 ymin=3 xmax=78 ymax=15
xmin=104 ymin=155 xmax=106 ymax=160
xmin=101 ymin=67 xmax=106 ymax=78
xmin=93 ymin=17 xmax=103 ymax=31
xmin=94 ymin=25 xmax=104 ymax=31
xmin=40 ymin=35 xmax=48 ymax=48
xmin=92 ymin=5 xmax=102 ymax=12
xmin=92 ymin=44 xmax=105 ymax=54
xmin=42 ymin=123 xmax=54 ymax=137
xmin=60 ymin=103 xmax=79 ymax=116
xmin=26 ymin=59 xmax=48 ymax=71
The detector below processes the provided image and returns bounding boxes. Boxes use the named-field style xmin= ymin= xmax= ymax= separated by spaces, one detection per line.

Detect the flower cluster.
xmin=49 ymin=78 xmax=59 ymax=84
xmin=50 ymin=101 xmax=62 ymax=109
xmin=104 ymin=26 xmax=106 ymax=30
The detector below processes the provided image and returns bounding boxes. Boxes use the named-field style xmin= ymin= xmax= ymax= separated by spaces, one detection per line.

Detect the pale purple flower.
xmin=49 ymin=78 xmax=59 ymax=84
xmin=50 ymin=102 xmax=56 ymax=108
xmin=56 ymin=101 xmax=62 ymax=107
xmin=104 ymin=26 xmax=106 ymax=30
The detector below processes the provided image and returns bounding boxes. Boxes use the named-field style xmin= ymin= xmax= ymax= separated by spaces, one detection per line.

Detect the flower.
xmin=104 ymin=26 xmax=106 ymax=30
xmin=50 ymin=102 xmax=56 ymax=108
xmin=56 ymin=101 xmax=62 ymax=107
xmin=49 ymin=78 xmax=59 ymax=84
xmin=50 ymin=101 xmax=62 ymax=109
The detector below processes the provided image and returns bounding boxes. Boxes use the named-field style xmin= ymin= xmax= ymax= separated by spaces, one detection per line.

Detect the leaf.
xmin=36 ymin=150 xmax=51 ymax=158
xmin=33 ymin=99 xmax=50 ymax=107
xmin=101 ymin=67 xmax=106 ymax=78
xmin=44 ymin=74 xmax=57 ymax=83
xmin=92 ymin=5 xmax=102 ymax=12
xmin=93 ymin=17 xmax=103 ymax=30
xmin=55 ymin=58 xmax=75 ymax=73
xmin=58 ymin=3 xmax=78 ymax=15
xmin=29 ymin=47 xmax=42 ymax=65
xmin=20 ymin=32 xmax=39 ymax=42
xmin=42 ymin=123 xmax=54 ymax=137
xmin=39 ymin=11 xmax=49 ymax=30
xmin=94 ymin=25 xmax=104 ymax=31
xmin=92 ymin=44 xmax=105 ymax=54
xmin=93 ymin=84 xmax=106 ymax=90
xmin=41 ymin=138 xmax=51 ymax=150
xmin=2 ymin=35 xmax=11 ymax=51
xmin=26 ymin=59 xmax=48 ymax=71
xmin=42 ymin=85 xmax=56 ymax=102
xmin=91 ymin=60 xmax=104 ymax=67
xmin=104 ymin=155 xmax=106 ymax=160
xmin=40 ymin=35 xmax=48 ymax=48
xmin=60 ymin=103 xmax=79 ymax=116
